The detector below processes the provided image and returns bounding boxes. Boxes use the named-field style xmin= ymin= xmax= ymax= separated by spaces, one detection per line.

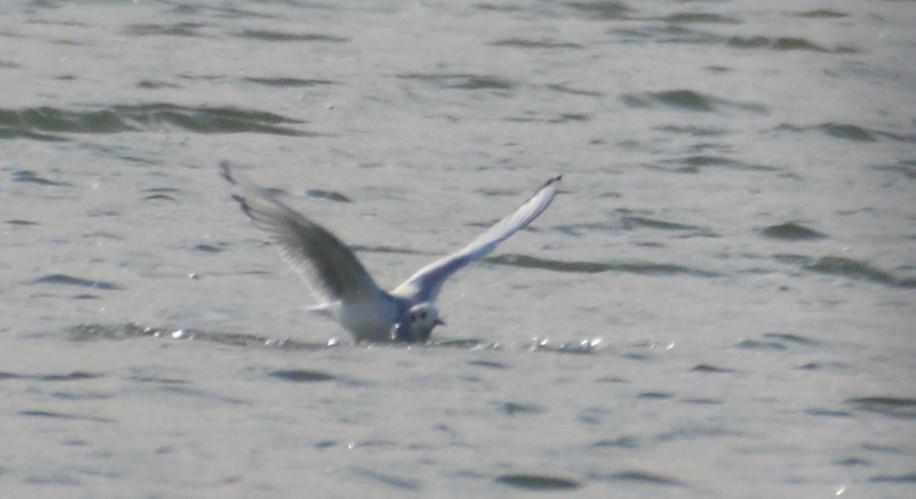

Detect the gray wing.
xmin=220 ymin=162 xmax=382 ymax=305
xmin=391 ymin=175 xmax=561 ymax=303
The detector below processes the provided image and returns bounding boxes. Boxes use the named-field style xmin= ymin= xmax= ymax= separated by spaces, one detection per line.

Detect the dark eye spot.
xmin=419 ymin=311 xmax=427 ymax=319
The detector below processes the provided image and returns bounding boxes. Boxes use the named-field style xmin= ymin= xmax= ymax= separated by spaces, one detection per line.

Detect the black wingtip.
xmin=223 ymin=164 xmax=250 ymax=218
xmin=545 ymin=175 xmax=562 ymax=187
xmin=230 ymin=193 xmax=254 ymax=219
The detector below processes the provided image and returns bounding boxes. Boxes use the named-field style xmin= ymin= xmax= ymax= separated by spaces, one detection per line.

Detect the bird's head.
xmin=391 ymin=303 xmax=444 ymax=343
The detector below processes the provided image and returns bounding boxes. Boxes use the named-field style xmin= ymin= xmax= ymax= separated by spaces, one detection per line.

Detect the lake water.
xmin=1 ymin=1 xmax=914 ymax=497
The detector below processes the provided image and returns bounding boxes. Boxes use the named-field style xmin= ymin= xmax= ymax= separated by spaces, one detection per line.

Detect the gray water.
xmin=2 ymin=1 xmax=915 ymax=497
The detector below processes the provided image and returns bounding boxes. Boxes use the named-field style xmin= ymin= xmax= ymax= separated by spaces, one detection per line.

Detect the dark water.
xmin=2 ymin=1 xmax=914 ymax=497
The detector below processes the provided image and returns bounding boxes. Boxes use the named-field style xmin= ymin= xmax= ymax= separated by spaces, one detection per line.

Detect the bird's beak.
xmin=434 ymin=318 xmax=445 ymax=327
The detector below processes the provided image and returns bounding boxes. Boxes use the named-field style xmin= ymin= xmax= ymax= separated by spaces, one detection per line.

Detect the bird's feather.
xmin=221 ymin=162 xmax=382 ymax=305
xmin=392 ymin=175 xmax=561 ymax=302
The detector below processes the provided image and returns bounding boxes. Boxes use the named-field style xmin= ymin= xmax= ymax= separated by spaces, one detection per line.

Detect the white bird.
xmin=220 ymin=162 xmax=561 ymax=343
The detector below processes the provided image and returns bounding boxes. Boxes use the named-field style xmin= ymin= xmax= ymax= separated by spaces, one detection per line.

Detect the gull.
xmin=220 ymin=162 xmax=561 ymax=343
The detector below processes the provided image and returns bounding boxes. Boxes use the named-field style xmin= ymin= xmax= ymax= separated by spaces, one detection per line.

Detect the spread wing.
xmin=391 ymin=175 xmax=561 ymax=303
xmin=220 ymin=162 xmax=382 ymax=305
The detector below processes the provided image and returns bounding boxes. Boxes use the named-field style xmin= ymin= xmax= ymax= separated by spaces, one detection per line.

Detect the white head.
xmin=391 ymin=303 xmax=443 ymax=342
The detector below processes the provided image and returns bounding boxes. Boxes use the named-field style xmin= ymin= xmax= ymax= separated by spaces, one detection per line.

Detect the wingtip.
xmin=223 ymin=164 xmax=251 ymax=218
xmin=545 ymin=174 xmax=562 ymax=187
xmin=230 ymin=193 xmax=254 ymax=219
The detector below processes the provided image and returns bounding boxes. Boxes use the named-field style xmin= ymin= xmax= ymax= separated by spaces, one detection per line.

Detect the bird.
xmin=220 ymin=162 xmax=561 ymax=343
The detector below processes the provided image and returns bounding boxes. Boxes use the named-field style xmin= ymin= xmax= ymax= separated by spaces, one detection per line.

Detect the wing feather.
xmin=392 ymin=175 xmax=561 ymax=302
xmin=221 ymin=162 xmax=381 ymax=304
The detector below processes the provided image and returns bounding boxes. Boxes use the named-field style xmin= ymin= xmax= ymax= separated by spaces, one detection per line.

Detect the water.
xmin=2 ymin=1 xmax=915 ymax=497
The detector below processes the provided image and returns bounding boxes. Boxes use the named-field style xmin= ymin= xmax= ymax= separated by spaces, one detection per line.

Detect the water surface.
xmin=2 ymin=1 xmax=914 ymax=497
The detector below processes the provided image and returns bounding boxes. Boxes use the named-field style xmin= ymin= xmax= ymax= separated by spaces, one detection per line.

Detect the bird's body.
xmin=335 ymin=291 xmax=404 ymax=342
xmin=220 ymin=162 xmax=560 ymax=342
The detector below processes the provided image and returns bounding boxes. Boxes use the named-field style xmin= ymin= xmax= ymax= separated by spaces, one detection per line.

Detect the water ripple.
xmin=592 ymin=470 xmax=688 ymax=487
xmin=487 ymin=253 xmax=719 ymax=277
xmin=590 ymin=436 xmax=640 ymax=449
xmin=398 ymin=73 xmax=515 ymax=91
xmin=31 ymin=274 xmax=123 ymax=291
xmin=661 ymin=12 xmax=740 ymax=24
xmin=621 ymin=214 xmax=714 ymax=234
xmin=491 ymin=38 xmax=584 ymax=50
xmin=244 ymin=77 xmax=339 ymax=88
xmin=760 ymin=222 xmax=827 ymax=241
xmin=793 ymin=9 xmax=848 ymax=19
xmin=847 ymin=396 xmax=916 ymax=420
xmin=565 ymin=1 xmax=631 ymax=20
xmin=352 ymin=467 xmax=420 ymax=491
xmin=622 ymin=89 xmax=768 ymax=114
xmin=269 ymin=369 xmax=338 ymax=383
xmin=775 ymin=255 xmax=916 ymax=288
xmin=692 ymin=364 xmax=736 ymax=373
xmin=726 ymin=36 xmax=857 ymax=53
xmin=237 ymin=29 xmax=348 ymax=43
xmin=805 ymin=257 xmax=916 ymax=288
xmin=735 ymin=332 xmax=819 ymax=351
xmin=159 ymin=385 xmax=249 ymax=405
xmin=777 ymin=123 xmax=915 ymax=143
xmin=499 ymin=401 xmax=545 ymax=416
xmin=6 ymin=219 xmax=39 ymax=226
xmin=125 ymin=22 xmax=209 ymax=37
xmin=466 ymin=359 xmax=510 ymax=370
xmin=0 ymin=104 xmax=310 ymax=138
xmin=820 ymin=123 xmax=878 ymax=142
xmin=19 ymin=410 xmax=115 ymax=424
xmin=11 ymin=169 xmax=72 ymax=186
xmin=494 ymin=473 xmax=581 ymax=490
xmin=871 ymin=159 xmax=916 ymax=179
xmin=871 ymin=472 xmax=916 ymax=483
xmin=0 ymin=371 xmax=103 ymax=382
xmin=305 ymin=189 xmax=353 ymax=203
xmin=654 ymin=155 xmax=779 ymax=173
xmin=68 ymin=322 xmax=332 ymax=350
xmin=66 ymin=323 xmax=605 ymax=355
